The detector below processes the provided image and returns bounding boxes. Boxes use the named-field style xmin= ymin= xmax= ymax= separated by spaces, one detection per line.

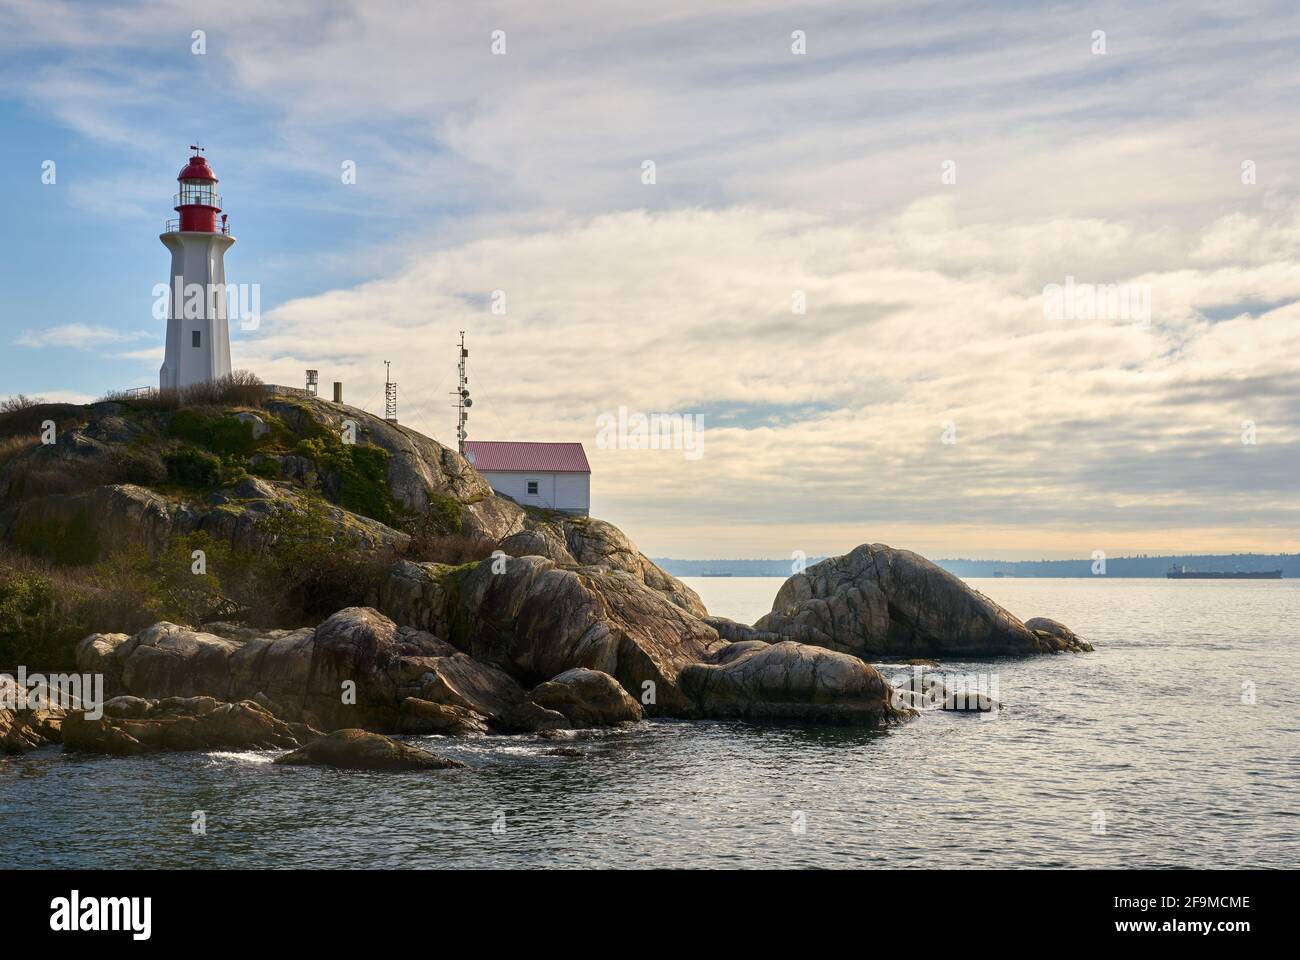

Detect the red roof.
xmin=464 ymin=441 xmax=590 ymax=473
xmin=178 ymin=155 xmax=217 ymax=181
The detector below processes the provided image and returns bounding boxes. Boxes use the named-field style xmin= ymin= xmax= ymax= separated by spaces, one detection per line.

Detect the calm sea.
xmin=3 ymin=577 xmax=1296 ymax=868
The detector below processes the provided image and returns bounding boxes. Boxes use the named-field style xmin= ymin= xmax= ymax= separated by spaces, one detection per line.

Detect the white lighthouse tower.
xmin=159 ymin=147 xmax=234 ymax=391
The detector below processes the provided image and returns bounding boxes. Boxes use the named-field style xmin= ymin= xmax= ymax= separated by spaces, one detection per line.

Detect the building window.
xmin=192 ymin=331 xmax=201 ymax=348
xmin=527 ymin=480 xmax=539 ymax=495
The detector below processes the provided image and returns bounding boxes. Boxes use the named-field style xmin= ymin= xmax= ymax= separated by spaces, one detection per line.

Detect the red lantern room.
xmin=172 ymin=146 xmax=225 ymax=233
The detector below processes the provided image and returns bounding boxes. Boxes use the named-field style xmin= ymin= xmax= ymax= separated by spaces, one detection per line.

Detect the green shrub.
xmin=91 ymin=531 xmax=242 ymax=628
xmin=293 ymin=435 xmax=396 ymax=525
xmin=248 ymin=457 xmax=281 ymax=480
xmin=424 ymin=491 xmax=464 ymax=535
xmin=165 ymin=447 xmax=221 ymax=488
xmin=250 ymin=493 xmax=394 ymax=622
xmin=169 ymin=409 xmax=257 ymax=457
xmin=0 ymin=554 xmax=93 ymax=669
xmin=10 ymin=509 xmax=101 ymax=566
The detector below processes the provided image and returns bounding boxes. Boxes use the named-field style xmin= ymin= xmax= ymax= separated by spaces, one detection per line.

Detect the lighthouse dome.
xmin=177 ymin=155 xmax=217 ymax=182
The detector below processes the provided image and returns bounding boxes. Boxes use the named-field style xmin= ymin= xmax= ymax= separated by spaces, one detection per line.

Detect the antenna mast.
xmin=384 ymin=360 xmax=398 ymax=423
xmin=451 ymin=332 xmax=471 ymax=454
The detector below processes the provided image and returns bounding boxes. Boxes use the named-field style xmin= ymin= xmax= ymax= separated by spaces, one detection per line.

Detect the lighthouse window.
xmin=192 ymin=331 xmax=201 ymax=348
xmin=179 ymin=180 xmax=215 ymax=205
xmin=527 ymin=480 xmax=539 ymax=495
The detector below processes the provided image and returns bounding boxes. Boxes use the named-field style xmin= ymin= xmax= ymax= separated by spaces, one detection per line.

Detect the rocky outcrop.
xmin=679 ymin=640 xmax=908 ymax=725
xmin=0 ymin=476 xmax=408 ymax=563
xmin=0 ymin=392 xmax=700 ymax=615
xmin=754 ymin=543 xmax=1091 ymax=657
xmin=76 ymin=607 xmax=571 ymax=734
xmin=263 ymin=396 xmax=507 ymax=536
xmin=887 ymin=669 xmax=1001 ymax=713
xmin=61 ymin=696 xmax=313 ymax=755
xmin=529 ymin=668 xmax=645 ymax=727
xmin=419 ymin=555 xmax=726 ymax=717
xmin=499 ymin=517 xmax=706 ymax=617
xmin=273 ymin=728 xmax=464 ymax=771
xmin=395 ymin=698 xmax=491 ymax=735
xmin=0 ymin=675 xmax=65 ymax=754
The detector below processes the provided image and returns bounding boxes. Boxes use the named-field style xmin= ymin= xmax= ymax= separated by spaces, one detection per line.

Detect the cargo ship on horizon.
xmin=1167 ymin=565 xmax=1283 ymax=579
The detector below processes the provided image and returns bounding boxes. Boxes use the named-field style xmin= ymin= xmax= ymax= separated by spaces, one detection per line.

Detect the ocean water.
xmin=2 ymin=577 xmax=1297 ymax=869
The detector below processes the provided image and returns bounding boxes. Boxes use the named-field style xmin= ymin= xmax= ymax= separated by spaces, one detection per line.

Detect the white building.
xmin=159 ymin=148 xmax=234 ymax=391
xmin=464 ymin=441 xmax=590 ymax=515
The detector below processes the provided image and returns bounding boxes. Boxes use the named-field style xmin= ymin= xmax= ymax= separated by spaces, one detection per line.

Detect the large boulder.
xmin=754 ymin=543 xmax=1089 ymax=657
xmin=499 ymin=518 xmax=706 ymax=617
xmin=273 ymin=728 xmax=464 ymax=771
xmin=552 ymin=518 xmax=707 ymax=617
xmin=75 ymin=632 xmax=130 ymax=688
xmin=411 ymin=555 xmax=725 ymax=717
xmin=112 ymin=623 xmax=243 ymax=699
xmin=406 ymin=649 xmax=569 ymax=732
xmin=679 ymin=640 xmax=908 ymax=725
xmin=529 ymin=668 xmax=644 ymax=727
xmin=1024 ymin=617 xmax=1094 ymax=653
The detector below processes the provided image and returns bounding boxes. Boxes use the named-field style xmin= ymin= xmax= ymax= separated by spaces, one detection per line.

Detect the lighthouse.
xmin=159 ymin=147 xmax=234 ymax=391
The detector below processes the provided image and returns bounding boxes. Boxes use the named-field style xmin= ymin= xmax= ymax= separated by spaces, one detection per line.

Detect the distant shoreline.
xmin=659 ymin=553 xmax=1300 ymax=579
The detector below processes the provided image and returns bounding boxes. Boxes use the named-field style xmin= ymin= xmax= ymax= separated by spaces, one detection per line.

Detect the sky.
xmin=1 ymin=0 xmax=1299 ymax=560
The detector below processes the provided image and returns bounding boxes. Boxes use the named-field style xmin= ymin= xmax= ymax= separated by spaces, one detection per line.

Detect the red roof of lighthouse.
xmin=178 ymin=155 xmax=217 ymax=181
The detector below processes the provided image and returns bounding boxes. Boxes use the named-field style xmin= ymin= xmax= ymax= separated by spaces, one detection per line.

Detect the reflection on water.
xmin=2 ymin=578 xmax=1297 ymax=868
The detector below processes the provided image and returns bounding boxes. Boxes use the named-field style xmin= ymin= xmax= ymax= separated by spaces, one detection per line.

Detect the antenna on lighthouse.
xmin=384 ymin=360 xmax=398 ymax=423
xmin=450 ymin=331 xmax=470 ymax=455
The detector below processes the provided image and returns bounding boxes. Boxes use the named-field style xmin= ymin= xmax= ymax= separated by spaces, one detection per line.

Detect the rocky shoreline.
xmin=1 ymin=391 xmax=1091 ymax=767
xmin=4 ymin=541 xmax=1091 ymax=764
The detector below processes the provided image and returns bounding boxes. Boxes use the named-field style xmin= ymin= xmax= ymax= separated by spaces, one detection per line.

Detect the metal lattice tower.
xmin=451 ymin=332 xmax=470 ymax=454
xmin=384 ymin=360 xmax=398 ymax=423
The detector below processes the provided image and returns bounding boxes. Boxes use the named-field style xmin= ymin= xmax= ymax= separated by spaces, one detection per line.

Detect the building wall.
xmin=479 ymin=470 xmax=590 ymax=514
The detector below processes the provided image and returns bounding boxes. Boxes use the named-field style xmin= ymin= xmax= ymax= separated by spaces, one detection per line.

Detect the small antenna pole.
xmin=384 ymin=360 xmax=398 ymax=423
xmin=450 ymin=331 xmax=470 ymax=455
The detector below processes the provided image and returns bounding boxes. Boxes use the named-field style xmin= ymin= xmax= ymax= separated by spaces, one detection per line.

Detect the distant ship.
xmin=1167 ymin=565 xmax=1282 ymax=579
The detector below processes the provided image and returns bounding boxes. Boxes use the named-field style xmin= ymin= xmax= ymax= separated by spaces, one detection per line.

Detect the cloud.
xmin=5 ymin=0 xmax=1300 ymax=557
xmin=233 ymin=199 xmax=1300 ymax=557
xmin=15 ymin=324 xmax=155 ymax=349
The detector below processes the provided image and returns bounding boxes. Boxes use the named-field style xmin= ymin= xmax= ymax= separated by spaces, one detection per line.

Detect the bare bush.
xmin=0 ymin=434 xmax=35 ymax=468
xmin=406 ymin=531 xmax=498 ymax=565
xmin=99 ymin=371 xmax=267 ymax=411
xmin=179 ymin=370 xmax=267 ymax=408
xmin=0 ymin=394 xmax=45 ymax=414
